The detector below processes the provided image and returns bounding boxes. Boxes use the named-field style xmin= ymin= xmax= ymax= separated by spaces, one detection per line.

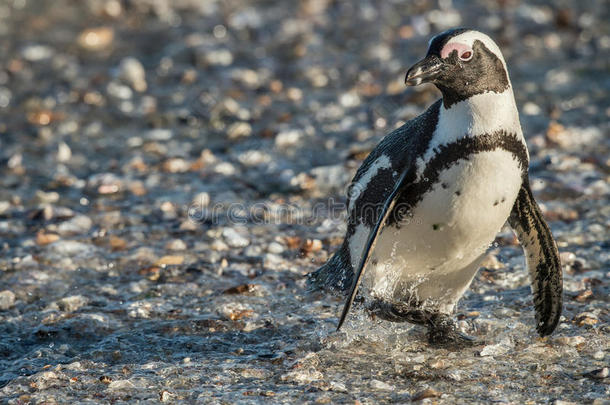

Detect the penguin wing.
xmin=508 ymin=178 xmax=563 ymax=336
xmin=336 ymin=166 xmax=413 ymax=330
xmin=332 ymin=101 xmax=443 ymax=330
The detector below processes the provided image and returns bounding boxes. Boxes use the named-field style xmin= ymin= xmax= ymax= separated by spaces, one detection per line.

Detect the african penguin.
xmin=308 ymin=28 xmax=563 ymax=345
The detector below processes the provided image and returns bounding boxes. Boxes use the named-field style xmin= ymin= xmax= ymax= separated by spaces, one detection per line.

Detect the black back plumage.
xmin=307 ymin=99 xmax=442 ymax=293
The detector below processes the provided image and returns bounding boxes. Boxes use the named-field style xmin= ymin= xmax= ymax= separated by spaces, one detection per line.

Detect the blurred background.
xmin=0 ymin=0 xmax=608 ymax=403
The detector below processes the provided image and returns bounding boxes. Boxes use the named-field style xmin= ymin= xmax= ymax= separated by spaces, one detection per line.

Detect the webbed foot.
xmin=426 ymin=314 xmax=483 ymax=348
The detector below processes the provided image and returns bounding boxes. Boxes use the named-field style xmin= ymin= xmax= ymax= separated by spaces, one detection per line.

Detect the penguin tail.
xmin=306 ymin=245 xmax=353 ymax=295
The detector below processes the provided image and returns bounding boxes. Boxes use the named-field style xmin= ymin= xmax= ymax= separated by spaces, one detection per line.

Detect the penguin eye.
xmin=459 ymin=51 xmax=473 ymax=61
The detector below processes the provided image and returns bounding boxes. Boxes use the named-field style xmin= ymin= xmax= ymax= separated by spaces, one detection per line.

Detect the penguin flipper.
xmin=336 ymin=168 xmax=412 ymax=331
xmin=508 ymin=178 xmax=563 ymax=336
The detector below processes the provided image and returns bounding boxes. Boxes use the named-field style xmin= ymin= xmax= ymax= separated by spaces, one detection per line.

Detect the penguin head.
xmin=405 ymin=29 xmax=510 ymax=107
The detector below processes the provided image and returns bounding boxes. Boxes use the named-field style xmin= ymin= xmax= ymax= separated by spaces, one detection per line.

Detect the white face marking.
xmin=348 ymin=223 xmax=370 ymax=266
xmin=348 ymin=154 xmax=391 ymax=212
xmin=443 ymin=31 xmax=509 ymax=73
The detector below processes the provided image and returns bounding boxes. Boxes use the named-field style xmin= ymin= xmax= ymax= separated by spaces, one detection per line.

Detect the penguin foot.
xmin=426 ymin=314 xmax=483 ymax=348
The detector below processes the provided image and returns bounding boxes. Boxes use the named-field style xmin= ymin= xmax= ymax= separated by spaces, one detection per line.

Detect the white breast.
xmin=364 ymin=149 xmax=523 ymax=312
xmin=362 ymin=89 xmax=526 ymax=313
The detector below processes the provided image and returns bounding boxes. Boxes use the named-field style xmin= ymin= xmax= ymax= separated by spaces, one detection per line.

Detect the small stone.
xmin=109 ymin=236 xmax=127 ymax=251
xmin=162 ymin=158 xmax=190 ymax=173
xmin=574 ymin=312 xmax=598 ymax=326
xmin=106 ymin=81 xmax=133 ymax=100
xmin=592 ymin=351 xmax=605 ymax=360
xmin=57 ymin=215 xmax=93 ymax=236
xmin=103 ymin=0 xmax=122 ymax=17
xmin=107 ymin=379 xmax=135 ymax=390
xmin=574 ymin=290 xmax=593 ymax=303
xmin=280 ymin=369 xmax=323 ymax=384
xmin=36 ymin=231 xmax=60 ymax=246
xmin=49 ymin=240 xmax=94 ymax=256
xmin=100 ymin=375 xmax=112 ymax=384
xmin=118 ymin=57 xmax=147 ymax=92
xmin=35 ymin=190 xmax=60 ymax=204
xmin=0 ymin=201 xmax=10 ymax=215
xmin=310 ymin=164 xmax=351 ymax=193
xmin=155 ymin=255 xmax=184 ymax=266
xmin=78 ymin=27 xmax=114 ymax=51
xmin=227 ymin=122 xmax=252 ymax=139
xmin=267 ymin=242 xmax=284 ymax=254
xmin=412 ymin=388 xmax=441 ymax=401
xmin=213 ymin=161 xmax=236 ymax=176
xmin=330 ymin=381 xmax=347 ymax=393
xmin=34 ymin=371 xmax=61 ymax=390
xmin=57 ymin=142 xmax=72 ymax=162
xmin=480 ymin=337 xmax=513 ymax=356
xmin=138 ymin=266 xmax=161 ymax=281
xmin=222 ymin=305 xmax=254 ymax=321
xmin=165 ymin=239 xmax=187 ymax=251
xmin=191 ymin=192 xmax=210 ymax=208
xmin=480 ymin=253 xmax=505 ymax=270
xmin=159 ymin=390 xmax=173 ymax=402
xmin=286 ymin=87 xmax=302 ymax=101
xmin=275 ymin=129 xmax=302 ymax=148
xmin=0 ymin=290 xmax=16 ymax=310
xmin=201 ymin=48 xmax=233 ymax=66
xmin=370 ymin=379 xmax=394 ymax=391
xmin=240 ymin=368 xmax=272 ymax=379
xmin=211 ymin=239 xmax=229 ymax=251
xmin=21 ymin=44 xmax=54 ymax=62
xmin=556 ymin=336 xmax=586 ymax=347
xmin=222 ymin=227 xmax=250 ymax=248
xmin=223 ymin=284 xmax=258 ymax=295
xmin=301 ymin=239 xmax=322 ymax=255
xmin=429 ymin=359 xmax=447 ymax=369
xmin=57 ymin=295 xmax=89 ymax=312
xmin=88 ymin=173 xmax=123 ymax=194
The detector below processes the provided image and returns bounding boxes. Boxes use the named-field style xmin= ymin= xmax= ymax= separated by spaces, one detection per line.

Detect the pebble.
xmin=162 ymin=158 xmax=190 ymax=173
xmin=57 ymin=142 xmax=72 ymax=162
xmin=21 ymin=44 xmax=54 ymax=62
xmin=592 ymin=351 xmax=605 ymax=360
xmin=57 ymin=215 xmax=93 ymax=236
xmin=222 ymin=228 xmax=250 ymax=248
xmin=57 ymin=295 xmax=89 ymax=312
xmin=108 ymin=379 xmax=136 ymax=390
xmin=275 ymin=129 xmax=302 ymax=148
xmin=370 ymin=379 xmax=394 ymax=391
xmin=280 ymin=369 xmax=323 ymax=384
xmin=48 ymin=240 xmax=94 ymax=256
xmin=480 ymin=337 xmax=514 ymax=357
xmin=310 ymin=165 xmax=351 ymax=193
xmin=556 ymin=336 xmax=586 ymax=347
xmin=227 ymin=122 xmax=252 ymax=139
xmin=165 ymin=239 xmax=187 ymax=251
xmin=240 ymin=368 xmax=272 ymax=379
xmin=267 ymin=242 xmax=285 ymax=254
xmin=118 ymin=57 xmax=147 ymax=92
xmin=0 ymin=290 xmax=16 ymax=310
xmin=78 ymin=27 xmax=114 ymax=50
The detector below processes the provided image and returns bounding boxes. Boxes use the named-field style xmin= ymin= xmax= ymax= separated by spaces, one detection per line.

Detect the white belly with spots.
xmin=362 ymin=149 xmax=523 ymax=312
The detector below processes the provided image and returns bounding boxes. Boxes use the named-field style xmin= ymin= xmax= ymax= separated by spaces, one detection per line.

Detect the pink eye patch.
xmin=440 ymin=42 xmax=472 ymax=59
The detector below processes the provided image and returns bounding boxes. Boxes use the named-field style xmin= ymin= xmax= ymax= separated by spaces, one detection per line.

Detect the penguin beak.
xmin=405 ymin=55 xmax=444 ymax=86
